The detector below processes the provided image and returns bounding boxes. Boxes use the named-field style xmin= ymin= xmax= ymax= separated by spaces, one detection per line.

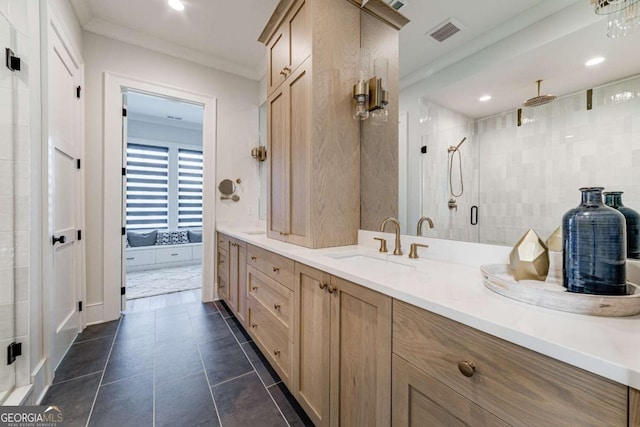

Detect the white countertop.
xmin=217 ymin=225 xmax=640 ymax=389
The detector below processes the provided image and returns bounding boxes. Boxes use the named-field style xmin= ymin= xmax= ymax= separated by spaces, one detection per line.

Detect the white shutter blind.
xmin=126 ymin=143 xmax=169 ymax=230
xmin=178 ymin=148 xmax=203 ymax=228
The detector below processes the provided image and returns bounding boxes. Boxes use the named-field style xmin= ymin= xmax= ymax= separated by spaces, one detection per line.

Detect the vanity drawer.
xmin=247 ymin=298 xmax=293 ymax=386
xmin=156 ymin=246 xmax=192 ymax=263
xmin=392 ymin=300 xmax=627 ymax=427
xmin=217 ymin=233 xmax=230 ymax=253
xmin=247 ymin=265 xmax=294 ymax=341
xmin=125 ymin=249 xmax=155 ymax=266
xmin=247 ymin=244 xmax=294 ymax=290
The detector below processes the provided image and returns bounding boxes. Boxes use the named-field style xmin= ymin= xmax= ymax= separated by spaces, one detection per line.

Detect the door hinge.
xmin=421 ymin=146 xmax=427 ymax=154
xmin=78 ymin=301 xmax=83 ymax=312
xmin=76 ymin=85 xmax=81 ymax=98
xmin=77 ymin=229 xmax=82 ymax=241
xmin=122 ymin=167 xmax=126 ymax=176
xmin=76 ymin=158 xmax=81 ymax=169
xmin=5 ymin=48 xmax=20 ymax=72
xmin=121 ymin=287 xmax=126 ymax=295
xmin=7 ymin=342 xmax=22 ymax=365
xmin=122 ymin=107 xmax=127 ymax=117
xmin=121 ymin=227 xmax=126 ymax=236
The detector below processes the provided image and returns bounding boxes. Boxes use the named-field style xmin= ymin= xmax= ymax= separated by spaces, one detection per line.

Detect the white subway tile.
xmin=8 ymin=0 xmax=26 ymax=35
xmin=0 ymin=267 xmax=13 ymax=305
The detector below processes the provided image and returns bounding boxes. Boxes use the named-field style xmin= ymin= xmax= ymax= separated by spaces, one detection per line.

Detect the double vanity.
xmin=216 ymin=224 xmax=640 ymax=426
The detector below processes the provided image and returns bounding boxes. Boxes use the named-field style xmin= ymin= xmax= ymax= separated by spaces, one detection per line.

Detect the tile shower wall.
xmin=416 ymin=99 xmax=479 ymax=242
xmin=0 ymin=0 xmax=30 ymax=400
xmin=478 ymin=76 xmax=640 ymax=245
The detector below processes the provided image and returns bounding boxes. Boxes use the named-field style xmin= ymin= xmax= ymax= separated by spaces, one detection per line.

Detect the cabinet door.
xmin=267 ymin=28 xmax=289 ymax=95
xmin=228 ymin=241 xmax=240 ymax=313
xmin=288 ymin=0 xmax=310 ymax=75
xmin=293 ymin=263 xmax=331 ymax=427
xmin=392 ymin=354 xmax=508 ymax=427
xmin=267 ymin=85 xmax=288 ymax=240
xmin=236 ymin=241 xmax=247 ymax=326
xmin=329 ymin=276 xmax=392 ymax=427
xmin=631 ymin=388 xmax=640 ymax=427
xmin=217 ymin=248 xmax=228 ymax=302
xmin=286 ymin=61 xmax=311 ymax=247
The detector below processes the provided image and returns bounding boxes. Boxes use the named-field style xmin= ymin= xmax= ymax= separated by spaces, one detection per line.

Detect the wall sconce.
xmin=353 ymin=51 xmax=389 ymax=124
xmin=251 ymin=146 xmax=267 ymax=161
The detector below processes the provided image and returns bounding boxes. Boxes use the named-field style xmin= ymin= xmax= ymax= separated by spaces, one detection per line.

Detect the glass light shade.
xmin=607 ymin=1 xmax=640 ymax=37
xmin=595 ymin=0 xmax=635 ymax=15
xmin=354 ymin=94 xmax=369 ymax=120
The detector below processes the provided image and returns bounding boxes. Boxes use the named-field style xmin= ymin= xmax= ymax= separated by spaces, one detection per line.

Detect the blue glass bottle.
xmin=604 ymin=191 xmax=640 ymax=260
xmin=562 ymin=187 xmax=627 ymax=295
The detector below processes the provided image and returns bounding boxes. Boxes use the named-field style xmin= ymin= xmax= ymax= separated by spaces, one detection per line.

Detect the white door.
xmin=120 ymin=92 xmax=128 ymax=311
xmin=48 ymin=19 xmax=82 ymax=370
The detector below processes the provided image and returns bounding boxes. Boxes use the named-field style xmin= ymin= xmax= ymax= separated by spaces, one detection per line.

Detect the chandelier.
xmin=592 ymin=0 xmax=640 ymax=37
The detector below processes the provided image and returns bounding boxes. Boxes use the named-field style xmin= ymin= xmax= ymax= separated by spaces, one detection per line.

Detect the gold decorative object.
xmin=509 ymin=229 xmax=550 ymax=281
xmin=546 ymin=226 xmax=562 ymax=252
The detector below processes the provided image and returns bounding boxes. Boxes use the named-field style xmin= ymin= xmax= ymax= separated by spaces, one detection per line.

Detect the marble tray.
xmin=481 ymin=264 xmax=640 ymax=317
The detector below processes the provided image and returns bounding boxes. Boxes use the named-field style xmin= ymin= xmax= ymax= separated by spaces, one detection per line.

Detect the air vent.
xmin=167 ymin=115 xmax=183 ymax=121
xmin=387 ymin=0 xmax=407 ymax=11
xmin=427 ymin=18 xmax=463 ymax=43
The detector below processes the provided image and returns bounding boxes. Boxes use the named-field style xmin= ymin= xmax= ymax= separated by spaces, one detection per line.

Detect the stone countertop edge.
xmin=216 ymin=225 xmax=640 ymax=390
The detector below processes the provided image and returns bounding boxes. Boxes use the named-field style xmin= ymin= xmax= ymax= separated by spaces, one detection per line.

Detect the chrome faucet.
xmin=379 ymin=217 xmax=402 ymax=255
xmin=417 ymin=216 xmax=434 ymax=236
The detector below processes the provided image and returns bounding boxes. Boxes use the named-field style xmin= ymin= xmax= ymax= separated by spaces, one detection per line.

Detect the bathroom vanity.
xmin=217 ymin=225 xmax=640 ymax=426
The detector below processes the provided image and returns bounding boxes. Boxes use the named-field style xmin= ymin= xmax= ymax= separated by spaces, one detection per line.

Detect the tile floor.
xmin=41 ymin=290 xmax=313 ymax=427
xmin=126 ymin=265 xmax=202 ymax=300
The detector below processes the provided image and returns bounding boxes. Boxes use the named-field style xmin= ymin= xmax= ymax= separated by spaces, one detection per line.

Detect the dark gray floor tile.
xmin=241 ymin=341 xmax=280 ymax=387
xmin=75 ymin=320 xmax=120 ymax=344
xmin=190 ymin=312 xmax=233 ymax=344
xmin=213 ymin=372 xmax=287 ymax=427
xmin=268 ymin=382 xmax=315 ymax=427
xmin=226 ymin=316 xmax=251 ymax=344
xmin=198 ymin=335 xmax=253 ymax=386
xmin=155 ymin=311 xmax=194 ymax=343
xmin=116 ymin=311 xmax=155 ymax=342
xmin=41 ymin=372 xmax=101 ymax=427
xmin=102 ymin=334 xmax=154 ymax=384
xmin=53 ymin=337 xmax=113 ymax=384
xmin=155 ymin=372 xmax=219 ymax=427
xmin=89 ymin=372 xmax=153 ymax=427
xmin=155 ymin=302 xmax=188 ymax=318
xmin=155 ymin=339 xmax=204 ymax=385
xmin=214 ymin=300 xmax=233 ymax=318
xmin=185 ymin=301 xmax=219 ymax=318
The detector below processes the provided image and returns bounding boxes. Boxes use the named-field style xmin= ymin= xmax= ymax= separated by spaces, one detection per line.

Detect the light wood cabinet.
xmin=260 ymin=0 xmax=361 ymax=249
xmin=631 ymin=388 xmax=640 ymax=427
xmin=216 ymin=233 xmax=229 ymax=302
xmin=228 ymin=237 xmax=247 ymax=325
xmin=393 ymin=300 xmax=628 ymax=426
xmin=293 ymin=263 xmax=391 ymax=427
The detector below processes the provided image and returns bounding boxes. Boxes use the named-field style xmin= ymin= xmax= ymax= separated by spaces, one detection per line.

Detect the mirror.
xmin=360 ymin=4 xmax=640 ymax=246
xmin=218 ymin=179 xmax=235 ymax=195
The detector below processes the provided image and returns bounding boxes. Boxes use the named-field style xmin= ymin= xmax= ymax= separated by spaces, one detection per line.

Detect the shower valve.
xmin=448 ymin=199 xmax=458 ymax=211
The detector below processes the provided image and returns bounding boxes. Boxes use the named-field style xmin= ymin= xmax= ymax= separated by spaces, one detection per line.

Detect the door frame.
xmin=103 ymin=72 xmax=217 ymax=321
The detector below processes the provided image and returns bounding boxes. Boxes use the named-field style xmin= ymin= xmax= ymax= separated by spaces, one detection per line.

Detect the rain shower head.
xmin=523 ymin=80 xmax=556 ymax=107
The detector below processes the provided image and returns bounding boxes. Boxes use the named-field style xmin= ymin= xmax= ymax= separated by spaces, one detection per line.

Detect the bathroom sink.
xmin=325 ymin=252 xmax=415 ymax=274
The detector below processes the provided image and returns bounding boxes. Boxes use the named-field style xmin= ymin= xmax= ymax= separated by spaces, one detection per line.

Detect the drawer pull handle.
xmin=274 ymin=304 xmax=281 ymax=310
xmin=218 ymin=283 xmax=225 ymax=288
xmin=126 ymin=257 xmax=134 ymax=260
xmin=458 ymin=361 xmax=476 ymax=378
xmin=252 ymin=286 xmax=258 ymax=291
xmin=251 ymin=323 xmax=258 ymax=329
xmin=273 ymin=267 xmax=280 ymax=273
xmin=279 ymin=68 xmax=287 ymax=76
xmin=251 ymin=256 xmax=257 ymax=261
xmin=273 ymin=349 xmax=281 ymax=356
xmin=171 ymin=253 xmax=178 ymax=256
xmin=327 ymin=284 xmax=337 ymax=294
xmin=319 ymin=282 xmax=327 ymax=290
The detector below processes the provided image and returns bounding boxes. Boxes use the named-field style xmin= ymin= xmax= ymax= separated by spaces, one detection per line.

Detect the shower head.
xmin=448 ymin=137 xmax=467 ymax=153
xmin=523 ymin=80 xmax=556 ymax=107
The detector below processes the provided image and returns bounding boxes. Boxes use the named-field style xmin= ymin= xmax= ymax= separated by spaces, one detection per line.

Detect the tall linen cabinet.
xmin=260 ymin=0 xmax=361 ymax=249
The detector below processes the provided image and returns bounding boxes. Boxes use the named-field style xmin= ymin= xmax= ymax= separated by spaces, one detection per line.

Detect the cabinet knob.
xmin=252 ymin=286 xmax=258 ymax=291
xmin=251 ymin=323 xmax=258 ymax=329
xmin=327 ymin=284 xmax=337 ymax=294
xmin=319 ymin=282 xmax=327 ymax=290
xmin=283 ymin=66 xmax=291 ymax=73
xmin=279 ymin=68 xmax=287 ymax=76
xmin=457 ymin=361 xmax=476 ymax=377
xmin=274 ymin=303 xmax=281 ymax=310
xmin=273 ymin=349 xmax=281 ymax=356
xmin=273 ymin=267 xmax=280 ymax=273
xmin=251 ymin=256 xmax=257 ymax=261
xmin=218 ymin=283 xmax=225 ymax=288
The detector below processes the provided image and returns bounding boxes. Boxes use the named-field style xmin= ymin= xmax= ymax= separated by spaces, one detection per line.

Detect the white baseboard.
xmin=31 ymin=357 xmax=48 ymax=405
xmin=86 ymin=303 xmax=105 ymax=325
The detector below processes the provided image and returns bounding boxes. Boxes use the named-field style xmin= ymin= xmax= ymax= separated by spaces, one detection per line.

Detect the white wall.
xmin=128 ymin=118 xmax=203 ymax=146
xmin=83 ymin=32 xmax=260 ymax=309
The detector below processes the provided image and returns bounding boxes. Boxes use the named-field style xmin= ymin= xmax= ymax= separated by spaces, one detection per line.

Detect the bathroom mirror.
xmin=218 ymin=179 xmax=235 ymax=195
xmin=359 ymin=2 xmax=640 ymax=247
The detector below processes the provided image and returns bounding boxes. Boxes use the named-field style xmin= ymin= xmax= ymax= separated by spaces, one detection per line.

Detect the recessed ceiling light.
xmin=585 ymin=57 xmax=605 ymax=67
xmin=479 ymin=95 xmax=492 ymax=102
xmin=168 ymin=0 xmax=185 ymax=11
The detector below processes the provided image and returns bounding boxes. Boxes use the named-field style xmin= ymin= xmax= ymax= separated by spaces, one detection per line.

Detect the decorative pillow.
xmin=171 ymin=230 xmax=189 ymax=244
xmin=127 ymin=230 xmax=158 ymax=247
xmin=125 ymin=237 xmax=130 ymax=248
xmin=156 ymin=231 xmax=172 ymax=245
xmin=188 ymin=230 xmax=202 ymax=243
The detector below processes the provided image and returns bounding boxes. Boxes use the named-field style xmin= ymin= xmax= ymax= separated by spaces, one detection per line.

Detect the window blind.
xmin=126 ymin=143 xmax=169 ymax=230
xmin=177 ymin=148 xmax=203 ymax=228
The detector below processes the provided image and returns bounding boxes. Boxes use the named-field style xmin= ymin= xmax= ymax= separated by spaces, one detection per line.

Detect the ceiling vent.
xmin=427 ymin=18 xmax=464 ymax=43
xmin=167 ymin=115 xmax=183 ymax=121
xmin=387 ymin=0 xmax=407 ymax=11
